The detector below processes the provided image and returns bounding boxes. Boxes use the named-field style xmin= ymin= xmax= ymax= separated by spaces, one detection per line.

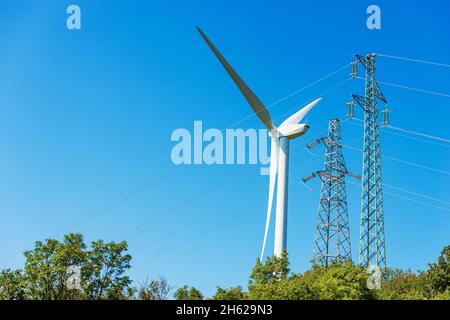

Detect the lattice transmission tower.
xmin=350 ymin=53 xmax=389 ymax=271
xmin=303 ymin=119 xmax=358 ymax=266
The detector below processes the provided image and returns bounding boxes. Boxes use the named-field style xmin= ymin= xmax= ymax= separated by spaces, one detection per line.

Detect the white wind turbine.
xmin=197 ymin=28 xmax=322 ymax=259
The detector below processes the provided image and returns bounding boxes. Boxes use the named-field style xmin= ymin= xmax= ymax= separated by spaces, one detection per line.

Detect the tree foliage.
xmin=138 ymin=277 xmax=173 ymax=300
xmin=173 ymin=285 xmax=204 ymax=300
xmin=0 ymin=269 xmax=26 ymax=300
xmin=83 ymin=239 xmax=132 ymax=299
xmin=376 ymin=272 xmax=427 ymax=300
xmin=377 ymin=245 xmax=450 ymax=300
xmin=0 ymin=233 xmax=132 ymax=300
xmin=249 ymin=251 xmax=290 ymax=287
xmin=212 ymin=286 xmax=246 ymax=300
xmin=0 ymin=234 xmax=448 ymax=300
xmin=247 ymin=254 xmax=375 ymax=300
xmin=424 ymin=245 xmax=450 ymax=296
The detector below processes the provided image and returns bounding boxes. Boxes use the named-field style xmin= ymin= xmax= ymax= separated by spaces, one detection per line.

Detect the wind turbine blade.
xmin=280 ymin=98 xmax=322 ymax=128
xmin=197 ymin=27 xmax=275 ymax=130
xmin=260 ymin=137 xmax=279 ymax=260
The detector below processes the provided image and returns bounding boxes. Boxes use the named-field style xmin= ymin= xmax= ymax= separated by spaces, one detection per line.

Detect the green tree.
xmin=138 ymin=277 xmax=172 ymax=300
xmin=249 ymin=251 xmax=290 ymax=287
xmin=247 ymin=254 xmax=375 ymax=300
xmin=0 ymin=269 xmax=26 ymax=300
xmin=305 ymin=262 xmax=375 ymax=300
xmin=23 ymin=233 xmax=87 ymax=299
xmin=247 ymin=252 xmax=295 ymax=300
xmin=83 ymin=240 xmax=132 ymax=299
xmin=212 ymin=286 xmax=246 ymax=300
xmin=2 ymin=232 xmax=447 ymax=301
xmin=174 ymin=285 xmax=204 ymax=300
xmin=423 ymin=245 xmax=449 ymax=297
xmin=12 ymin=233 xmax=132 ymax=300
xmin=376 ymin=246 xmax=450 ymax=301
xmin=433 ymin=289 xmax=450 ymax=300
xmin=377 ymin=272 xmax=427 ymax=300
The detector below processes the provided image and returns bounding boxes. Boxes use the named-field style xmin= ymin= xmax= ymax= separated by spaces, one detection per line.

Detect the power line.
xmin=347 ymin=180 xmax=450 ymax=214
xmin=352 ymin=117 xmax=450 ymax=144
xmin=344 ymin=119 xmax=450 ymax=149
xmin=133 ymin=207 xmax=250 ymax=268
xmin=379 ymin=80 xmax=450 ymax=99
xmin=302 ymin=121 xmax=449 ymax=208
xmin=85 ymin=159 xmax=169 ymax=201
xmin=274 ymin=78 xmax=353 ymax=129
xmin=267 ymin=63 xmax=352 ymax=107
xmin=382 ymin=153 xmax=450 ymax=176
xmin=112 ymin=182 xmax=228 ymax=242
xmin=386 ymin=124 xmax=450 ymax=144
xmin=343 ymin=144 xmax=450 ymax=176
xmin=384 ymin=129 xmax=450 ymax=149
xmin=314 ymin=171 xmax=450 ymax=209
xmin=355 ymin=76 xmax=450 ymax=99
xmin=303 ymin=177 xmax=450 ymax=214
xmin=383 ymin=190 xmax=450 ymax=214
xmin=376 ymin=53 xmax=450 ymax=69
xmin=385 ymin=129 xmax=450 ymax=149
xmin=0 ymin=169 xmax=182 ymax=265
xmin=383 ymin=182 xmax=450 ymax=207
xmin=234 ymin=64 xmax=352 ymax=128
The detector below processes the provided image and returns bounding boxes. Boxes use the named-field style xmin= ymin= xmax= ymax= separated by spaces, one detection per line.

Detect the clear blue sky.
xmin=0 ymin=0 xmax=449 ymax=297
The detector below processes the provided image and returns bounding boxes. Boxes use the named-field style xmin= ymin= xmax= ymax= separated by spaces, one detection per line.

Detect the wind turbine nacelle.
xmin=278 ymin=124 xmax=309 ymax=139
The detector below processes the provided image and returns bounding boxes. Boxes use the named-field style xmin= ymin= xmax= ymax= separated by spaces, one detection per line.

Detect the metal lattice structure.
xmin=303 ymin=119 xmax=353 ymax=266
xmin=352 ymin=53 xmax=387 ymax=270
